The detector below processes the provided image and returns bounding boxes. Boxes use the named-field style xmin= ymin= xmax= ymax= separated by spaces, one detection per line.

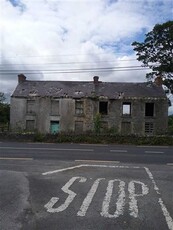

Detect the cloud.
xmin=0 ymin=0 xmax=172 ymax=97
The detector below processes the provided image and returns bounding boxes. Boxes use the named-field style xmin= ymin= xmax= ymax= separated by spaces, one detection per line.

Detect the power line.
xmin=0 ymin=59 xmax=137 ymax=66
xmin=0 ymin=65 xmax=146 ymax=72
xmin=0 ymin=67 xmax=150 ymax=75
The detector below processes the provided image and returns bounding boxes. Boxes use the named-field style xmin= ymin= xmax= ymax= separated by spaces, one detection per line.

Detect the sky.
xmin=0 ymin=0 xmax=173 ymax=113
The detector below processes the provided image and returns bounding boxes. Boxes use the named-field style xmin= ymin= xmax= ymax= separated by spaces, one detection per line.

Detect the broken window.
xmin=75 ymin=121 xmax=83 ymax=132
xmin=51 ymin=100 xmax=59 ymax=115
xmin=26 ymin=120 xmax=35 ymax=131
xmin=99 ymin=101 xmax=108 ymax=115
xmin=145 ymin=103 xmax=154 ymax=117
xmin=122 ymin=102 xmax=131 ymax=116
xmin=75 ymin=101 xmax=84 ymax=115
xmin=27 ymin=100 xmax=35 ymax=114
xmin=145 ymin=122 xmax=154 ymax=135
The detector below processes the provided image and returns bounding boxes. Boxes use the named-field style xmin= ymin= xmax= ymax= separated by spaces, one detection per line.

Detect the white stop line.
xmin=43 ymin=164 xmax=173 ymax=230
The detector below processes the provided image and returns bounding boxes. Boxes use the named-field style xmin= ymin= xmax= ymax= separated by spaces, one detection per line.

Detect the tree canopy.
xmin=0 ymin=92 xmax=10 ymax=124
xmin=132 ymin=21 xmax=173 ymax=93
xmin=0 ymin=92 xmax=6 ymax=103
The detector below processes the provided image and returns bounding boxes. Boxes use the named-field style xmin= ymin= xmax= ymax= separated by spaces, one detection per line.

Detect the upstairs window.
xmin=145 ymin=103 xmax=154 ymax=117
xmin=75 ymin=101 xmax=84 ymax=115
xmin=122 ymin=102 xmax=131 ymax=116
xmin=51 ymin=100 xmax=59 ymax=115
xmin=99 ymin=101 xmax=108 ymax=115
xmin=27 ymin=100 xmax=35 ymax=114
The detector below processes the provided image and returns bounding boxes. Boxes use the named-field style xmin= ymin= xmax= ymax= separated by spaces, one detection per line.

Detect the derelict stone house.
xmin=10 ymin=74 xmax=168 ymax=135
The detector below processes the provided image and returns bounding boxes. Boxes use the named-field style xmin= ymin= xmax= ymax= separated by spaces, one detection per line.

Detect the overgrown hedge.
xmin=0 ymin=132 xmax=173 ymax=145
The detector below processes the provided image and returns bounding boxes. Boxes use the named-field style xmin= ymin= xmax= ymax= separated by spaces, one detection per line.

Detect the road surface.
xmin=0 ymin=142 xmax=173 ymax=230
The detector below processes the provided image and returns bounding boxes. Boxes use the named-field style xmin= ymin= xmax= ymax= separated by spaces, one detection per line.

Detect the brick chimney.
xmin=93 ymin=76 xmax=99 ymax=84
xmin=18 ymin=74 xmax=26 ymax=84
xmin=154 ymin=76 xmax=163 ymax=86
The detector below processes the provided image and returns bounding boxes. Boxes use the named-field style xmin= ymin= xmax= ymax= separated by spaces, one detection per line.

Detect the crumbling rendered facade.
xmin=10 ymin=75 xmax=168 ymax=136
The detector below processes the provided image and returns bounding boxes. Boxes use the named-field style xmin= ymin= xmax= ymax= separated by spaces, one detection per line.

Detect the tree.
xmin=132 ymin=21 xmax=173 ymax=92
xmin=0 ymin=92 xmax=6 ymax=103
xmin=168 ymin=115 xmax=173 ymax=134
xmin=94 ymin=113 xmax=101 ymax=134
xmin=0 ymin=92 xmax=10 ymax=124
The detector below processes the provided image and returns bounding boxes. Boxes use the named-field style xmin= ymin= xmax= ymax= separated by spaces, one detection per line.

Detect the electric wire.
xmin=0 ymin=67 xmax=150 ymax=75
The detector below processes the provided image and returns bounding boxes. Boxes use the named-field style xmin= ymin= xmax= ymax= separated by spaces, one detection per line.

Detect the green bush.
xmin=33 ymin=133 xmax=45 ymax=142
xmin=168 ymin=115 xmax=173 ymax=135
xmin=0 ymin=131 xmax=173 ymax=145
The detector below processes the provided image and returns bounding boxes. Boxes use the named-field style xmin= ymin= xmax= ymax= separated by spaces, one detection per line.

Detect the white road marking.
xmin=101 ymin=179 xmax=125 ymax=218
xmin=42 ymin=165 xmax=84 ymax=175
xmin=0 ymin=157 xmax=33 ymax=160
xmin=45 ymin=177 xmax=86 ymax=213
xmin=128 ymin=181 xmax=149 ymax=218
xmin=145 ymin=151 xmax=164 ymax=154
xmin=167 ymin=163 xmax=173 ymax=166
xmin=144 ymin=167 xmax=173 ymax=230
xmin=75 ymin=160 xmax=120 ymax=163
xmin=42 ymin=164 xmax=141 ymax=175
xmin=0 ymin=147 xmax=93 ymax=152
xmin=158 ymin=198 xmax=173 ymax=230
xmin=80 ymin=144 xmax=108 ymax=147
xmin=110 ymin=150 xmax=127 ymax=153
xmin=77 ymin=178 xmax=104 ymax=217
xmin=144 ymin=167 xmax=160 ymax=195
xmin=43 ymin=164 xmax=173 ymax=229
xmin=137 ymin=146 xmax=169 ymax=148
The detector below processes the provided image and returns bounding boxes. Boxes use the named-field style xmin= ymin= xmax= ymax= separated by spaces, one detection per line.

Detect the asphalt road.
xmin=0 ymin=142 xmax=173 ymax=230
xmin=0 ymin=142 xmax=173 ymax=164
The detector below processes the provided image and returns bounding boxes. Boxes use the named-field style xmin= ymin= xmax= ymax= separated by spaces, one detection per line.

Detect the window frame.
xmin=75 ymin=100 xmax=84 ymax=115
xmin=51 ymin=99 xmax=60 ymax=116
xmin=26 ymin=120 xmax=35 ymax=131
xmin=122 ymin=102 xmax=131 ymax=117
xmin=26 ymin=100 xmax=35 ymax=114
xmin=145 ymin=122 xmax=154 ymax=135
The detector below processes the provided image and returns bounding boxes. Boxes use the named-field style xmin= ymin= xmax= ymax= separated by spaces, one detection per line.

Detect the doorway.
xmin=50 ymin=121 xmax=60 ymax=134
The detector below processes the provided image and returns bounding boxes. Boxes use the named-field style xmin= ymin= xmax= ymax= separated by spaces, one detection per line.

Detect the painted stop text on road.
xmin=43 ymin=164 xmax=173 ymax=230
xmin=44 ymin=176 xmax=149 ymax=218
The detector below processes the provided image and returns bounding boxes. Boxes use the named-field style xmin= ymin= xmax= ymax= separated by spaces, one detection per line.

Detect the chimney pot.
xmin=154 ymin=76 xmax=163 ymax=86
xmin=18 ymin=74 xmax=26 ymax=83
xmin=93 ymin=76 xmax=99 ymax=84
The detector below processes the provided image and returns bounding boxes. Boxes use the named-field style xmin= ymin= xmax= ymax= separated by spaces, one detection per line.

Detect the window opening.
xmin=75 ymin=101 xmax=84 ymax=115
xmin=26 ymin=120 xmax=35 ymax=131
xmin=27 ymin=100 xmax=35 ymax=114
xmin=145 ymin=103 xmax=154 ymax=117
xmin=121 ymin=122 xmax=131 ymax=135
xmin=99 ymin=101 xmax=108 ymax=115
xmin=145 ymin=122 xmax=154 ymax=134
xmin=51 ymin=100 xmax=59 ymax=115
xmin=122 ymin=102 xmax=131 ymax=116
xmin=75 ymin=121 xmax=83 ymax=132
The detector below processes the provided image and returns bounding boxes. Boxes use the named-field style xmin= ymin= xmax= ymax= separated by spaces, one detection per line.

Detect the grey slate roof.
xmin=12 ymin=80 xmax=166 ymax=99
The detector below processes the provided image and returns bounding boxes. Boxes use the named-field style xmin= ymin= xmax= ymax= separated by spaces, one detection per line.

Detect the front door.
xmin=50 ymin=121 xmax=60 ymax=134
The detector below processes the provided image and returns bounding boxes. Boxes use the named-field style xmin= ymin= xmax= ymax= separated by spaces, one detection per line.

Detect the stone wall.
xmin=10 ymin=96 xmax=168 ymax=135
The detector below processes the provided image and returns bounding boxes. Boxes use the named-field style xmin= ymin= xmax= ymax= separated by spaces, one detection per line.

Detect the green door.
xmin=50 ymin=121 xmax=60 ymax=134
